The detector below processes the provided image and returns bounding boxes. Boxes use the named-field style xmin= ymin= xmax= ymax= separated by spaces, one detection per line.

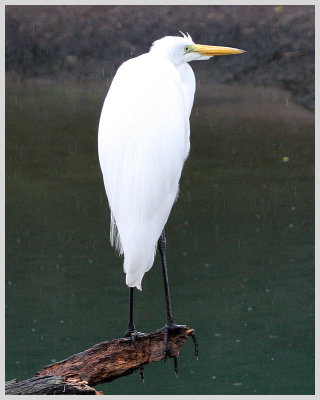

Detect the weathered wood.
xmin=6 ymin=325 xmax=195 ymax=395
xmin=5 ymin=376 xmax=99 ymax=395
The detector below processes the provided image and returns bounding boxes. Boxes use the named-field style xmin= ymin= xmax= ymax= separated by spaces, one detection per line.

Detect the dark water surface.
xmin=6 ymin=81 xmax=314 ymax=395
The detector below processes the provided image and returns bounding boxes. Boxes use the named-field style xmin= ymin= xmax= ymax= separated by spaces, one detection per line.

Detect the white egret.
xmin=98 ymin=33 xmax=244 ymax=370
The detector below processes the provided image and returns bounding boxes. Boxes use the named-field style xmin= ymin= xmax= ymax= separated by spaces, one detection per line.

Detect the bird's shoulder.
xmin=117 ymin=53 xmax=180 ymax=84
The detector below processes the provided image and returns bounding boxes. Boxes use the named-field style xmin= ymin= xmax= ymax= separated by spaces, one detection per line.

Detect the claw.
xmin=163 ymin=325 xmax=169 ymax=361
xmin=139 ymin=367 xmax=145 ymax=383
xmin=163 ymin=323 xmax=197 ymax=378
xmin=174 ymin=357 xmax=178 ymax=378
xmin=131 ymin=330 xmax=138 ymax=347
xmin=125 ymin=328 xmax=140 ymax=348
xmin=190 ymin=331 xmax=199 ymax=360
xmin=163 ymin=323 xmax=186 ymax=360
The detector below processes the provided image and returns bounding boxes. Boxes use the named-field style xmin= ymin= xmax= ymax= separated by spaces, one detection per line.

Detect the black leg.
xmin=158 ymin=229 xmax=199 ymax=365
xmin=158 ymin=230 xmax=180 ymax=374
xmin=158 ymin=230 xmax=174 ymax=326
xmin=124 ymin=287 xmax=138 ymax=344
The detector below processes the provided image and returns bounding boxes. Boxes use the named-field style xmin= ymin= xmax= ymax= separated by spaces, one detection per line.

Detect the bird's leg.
xmin=158 ymin=230 xmax=182 ymax=374
xmin=158 ymin=230 xmax=199 ymax=365
xmin=124 ymin=287 xmax=138 ymax=344
xmin=158 ymin=231 xmax=181 ymax=372
xmin=158 ymin=230 xmax=175 ymax=328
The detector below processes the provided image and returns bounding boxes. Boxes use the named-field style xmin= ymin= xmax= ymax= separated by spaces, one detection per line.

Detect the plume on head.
xmin=179 ymin=31 xmax=192 ymax=41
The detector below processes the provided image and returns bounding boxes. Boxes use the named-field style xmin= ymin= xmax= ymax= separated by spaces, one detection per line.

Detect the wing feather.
xmin=98 ymin=54 xmax=190 ymax=289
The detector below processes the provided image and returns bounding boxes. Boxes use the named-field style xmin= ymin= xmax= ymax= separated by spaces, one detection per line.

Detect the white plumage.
xmin=98 ymin=34 xmax=244 ymax=290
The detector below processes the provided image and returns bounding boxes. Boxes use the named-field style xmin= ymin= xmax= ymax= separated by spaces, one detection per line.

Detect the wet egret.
xmin=98 ymin=33 xmax=244 ymax=371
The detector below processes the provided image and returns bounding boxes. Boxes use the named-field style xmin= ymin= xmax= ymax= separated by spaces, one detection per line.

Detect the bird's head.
xmin=150 ymin=32 xmax=245 ymax=65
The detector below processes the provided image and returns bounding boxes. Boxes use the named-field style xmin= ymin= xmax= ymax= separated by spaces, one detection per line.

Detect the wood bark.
xmin=6 ymin=325 xmax=195 ymax=395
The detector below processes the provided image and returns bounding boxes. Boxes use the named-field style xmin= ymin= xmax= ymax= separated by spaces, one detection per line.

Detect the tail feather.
xmin=122 ymin=229 xmax=158 ymax=290
xmin=109 ymin=193 xmax=178 ymax=290
xmin=110 ymin=213 xmax=123 ymax=254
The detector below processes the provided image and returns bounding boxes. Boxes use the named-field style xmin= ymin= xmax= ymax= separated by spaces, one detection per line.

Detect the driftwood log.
xmin=6 ymin=325 xmax=197 ymax=395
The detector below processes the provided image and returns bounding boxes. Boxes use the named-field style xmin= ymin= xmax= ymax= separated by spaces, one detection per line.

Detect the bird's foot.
xmin=163 ymin=321 xmax=199 ymax=369
xmin=124 ymin=326 xmax=143 ymax=347
xmin=163 ymin=322 xmax=184 ymax=377
xmin=163 ymin=321 xmax=198 ymax=376
xmin=163 ymin=321 xmax=183 ymax=359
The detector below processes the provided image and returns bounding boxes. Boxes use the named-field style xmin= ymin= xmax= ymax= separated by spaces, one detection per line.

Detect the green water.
xmin=6 ymin=80 xmax=314 ymax=395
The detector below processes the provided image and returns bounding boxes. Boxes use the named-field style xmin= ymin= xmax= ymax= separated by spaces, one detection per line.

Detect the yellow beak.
xmin=192 ymin=44 xmax=245 ymax=56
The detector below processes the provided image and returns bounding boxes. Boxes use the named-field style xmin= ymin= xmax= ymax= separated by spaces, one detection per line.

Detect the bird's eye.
xmin=184 ymin=46 xmax=189 ymax=53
